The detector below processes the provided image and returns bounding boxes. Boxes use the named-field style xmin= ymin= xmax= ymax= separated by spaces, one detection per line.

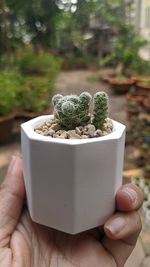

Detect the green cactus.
xmin=52 ymin=92 xmax=91 ymax=130
xmin=93 ymin=92 xmax=108 ymax=130
xmin=52 ymin=94 xmax=63 ymax=106
xmin=52 ymin=91 xmax=109 ymax=131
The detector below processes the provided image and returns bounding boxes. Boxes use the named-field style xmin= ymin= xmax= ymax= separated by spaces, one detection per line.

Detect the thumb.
xmin=0 ymin=156 xmax=25 ymax=247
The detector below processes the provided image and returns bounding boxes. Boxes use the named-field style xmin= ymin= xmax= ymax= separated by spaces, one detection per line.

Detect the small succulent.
xmin=52 ymin=91 xmax=109 ymax=130
xmin=93 ymin=92 xmax=108 ymax=130
xmin=52 ymin=92 xmax=92 ymax=130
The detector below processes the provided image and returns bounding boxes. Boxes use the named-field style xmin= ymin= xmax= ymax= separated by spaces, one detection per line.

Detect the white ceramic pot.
xmin=21 ymin=115 xmax=126 ymax=234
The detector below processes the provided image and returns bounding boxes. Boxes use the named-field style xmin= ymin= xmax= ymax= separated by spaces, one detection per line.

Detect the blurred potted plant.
xmin=0 ymin=71 xmax=20 ymax=144
xmin=18 ymin=52 xmax=62 ymax=78
xmin=21 ymin=91 xmax=126 ymax=234
xmin=143 ymin=97 xmax=150 ymax=113
xmin=17 ymin=76 xmax=53 ymax=119
xmin=143 ymin=129 xmax=150 ymax=145
xmin=131 ymin=75 xmax=150 ymax=84
xmin=144 ymin=165 xmax=150 ymax=179
xmin=141 ymin=143 xmax=150 ymax=161
xmin=108 ymin=75 xmax=134 ymax=94
xmin=101 ymin=24 xmax=147 ymax=81
xmin=126 ymin=101 xmax=140 ymax=119
xmin=16 ymin=52 xmax=62 ymax=119
xmin=136 ymin=79 xmax=150 ymax=96
xmin=126 ymin=91 xmax=143 ymax=105
xmin=62 ymin=55 xmax=98 ymax=70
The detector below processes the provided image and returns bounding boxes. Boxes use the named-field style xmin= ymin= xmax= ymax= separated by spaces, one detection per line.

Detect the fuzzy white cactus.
xmin=52 ymin=91 xmax=109 ymax=130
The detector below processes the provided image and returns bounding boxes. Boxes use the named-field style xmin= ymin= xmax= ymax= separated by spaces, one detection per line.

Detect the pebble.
xmin=35 ymin=130 xmax=43 ymax=135
xmin=34 ymin=123 xmax=44 ymax=131
xmin=67 ymin=130 xmax=81 ymax=139
xmin=82 ymin=130 xmax=89 ymax=136
xmin=101 ymin=131 xmax=108 ymax=136
xmin=34 ymin=118 xmax=113 ymax=139
xmin=59 ymin=132 xmax=68 ymax=139
xmin=105 ymin=118 xmax=113 ymax=131
xmin=94 ymin=129 xmax=102 ymax=137
xmin=75 ymin=127 xmax=82 ymax=135
xmin=79 ymin=126 xmax=84 ymax=131
xmin=53 ymin=133 xmax=59 ymax=138
xmin=46 ymin=121 xmax=51 ymax=127
xmin=56 ymin=130 xmax=65 ymax=135
xmin=107 ymin=128 xmax=113 ymax=134
xmin=81 ymin=135 xmax=89 ymax=139
xmin=87 ymin=124 xmax=96 ymax=137
xmin=43 ymin=130 xmax=49 ymax=136
xmin=50 ymin=123 xmax=60 ymax=131
xmin=48 ymin=129 xmax=55 ymax=136
xmin=42 ymin=125 xmax=48 ymax=130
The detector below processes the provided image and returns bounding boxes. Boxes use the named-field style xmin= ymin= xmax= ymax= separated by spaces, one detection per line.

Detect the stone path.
xmin=0 ymin=70 xmax=149 ymax=266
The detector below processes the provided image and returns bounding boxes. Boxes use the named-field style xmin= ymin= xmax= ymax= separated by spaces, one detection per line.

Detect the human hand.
xmin=0 ymin=156 xmax=143 ymax=267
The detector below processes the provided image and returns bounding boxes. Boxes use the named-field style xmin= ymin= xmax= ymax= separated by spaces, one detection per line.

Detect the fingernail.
xmin=122 ymin=187 xmax=138 ymax=206
xmin=7 ymin=156 xmax=17 ymax=174
xmin=105 ymin=217 xmax=126 ymax=235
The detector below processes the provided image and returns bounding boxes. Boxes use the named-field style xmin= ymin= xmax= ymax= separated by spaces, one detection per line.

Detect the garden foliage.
xmin=0 ymin=53 xmax=62 ymax=115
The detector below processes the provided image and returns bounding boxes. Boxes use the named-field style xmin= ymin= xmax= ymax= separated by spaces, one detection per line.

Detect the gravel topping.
xmin=34 ymin=118 xmax=113 ymax=139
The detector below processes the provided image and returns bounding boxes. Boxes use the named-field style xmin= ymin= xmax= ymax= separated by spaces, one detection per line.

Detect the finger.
xmin=102 ymin=211 xmax=142 ymax=266
xmin=116 ymin=183 xmax=143 ymax=212
xmin=0 ymin=156 xmax=25 ymax=247
xmin=104 ymin=211 xmax=142 ymax=242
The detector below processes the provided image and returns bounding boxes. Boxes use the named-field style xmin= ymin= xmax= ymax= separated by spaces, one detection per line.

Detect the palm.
xmin=1 ymin=208 xmax=137 ymax=267
xmin=3 ymin=209 xmax=114 ymax=267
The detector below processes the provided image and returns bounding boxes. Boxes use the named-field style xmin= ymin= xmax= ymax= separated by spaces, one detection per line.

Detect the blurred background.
xmin=0 ymin=1 xmax=150 ymax=266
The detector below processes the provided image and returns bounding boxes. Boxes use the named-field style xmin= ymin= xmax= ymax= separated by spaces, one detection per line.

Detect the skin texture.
xmin=0 ymin=156 xmax=143 ymax=267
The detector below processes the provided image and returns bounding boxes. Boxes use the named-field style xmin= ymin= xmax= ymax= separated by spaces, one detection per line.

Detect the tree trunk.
xmin=0 ymin=0 xmax=10 ymax=57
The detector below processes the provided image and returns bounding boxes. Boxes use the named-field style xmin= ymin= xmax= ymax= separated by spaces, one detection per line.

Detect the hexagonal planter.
xmin=21 ymin=115 xmax=125 ymax=234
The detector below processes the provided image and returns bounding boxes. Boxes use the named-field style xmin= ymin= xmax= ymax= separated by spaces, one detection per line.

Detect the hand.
xmin=0 ymin=156 xmax=143 ymax=267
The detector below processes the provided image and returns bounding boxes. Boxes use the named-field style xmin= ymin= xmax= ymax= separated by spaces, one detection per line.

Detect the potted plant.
xmin=131 ymin=75 xmax=150 ymax=83
xmin=126 ymin=92 xmax=143 ymax=105
xmin=21 ymin=91 xmax=126 ymax=234
xmin=108 ymin=76 xmax=134 ymax=94
xmin=143 ymin=129 xmax=150 ymax=145
xmin=143 ymin=97 xmax=150 ymax=113
xmin=0 ymin=71 xmax=20 ymax=144
xmin=18 ymin=52 xmax=62 ymax=78
xmin=144 ymin=165 xmax=150 ymax=179
xmin=136 ymin=79 xmax=150 ymax=96
xmin=126 ymin=101 xmax=140 ymax=119
xmin=17 ymin=76 xmax=53 ymax=119
xmin=16 ymin=52 xmax=62 ymax=119
xmin=140 ymin=143 xmax=150 ymax=166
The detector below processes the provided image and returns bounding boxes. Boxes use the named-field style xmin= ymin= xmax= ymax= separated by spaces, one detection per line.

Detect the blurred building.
xmin=83 ymin=0 xmax=150 ymax=60
xmin=89 ymin=13 xmax=113 ymax=58
xmin=126 ymin=0 xmax=150 ymax=60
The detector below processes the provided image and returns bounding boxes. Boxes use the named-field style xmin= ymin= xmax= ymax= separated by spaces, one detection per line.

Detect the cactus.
xmin=93 ymin=92 xmax=108 ymax=130
xmin=52 ymin=91 xmax=109 ymax=131
xmin=52 ymin=94 xmax=63 ymax=106
xmin=52 ymin=92 xmax=91 ymax=130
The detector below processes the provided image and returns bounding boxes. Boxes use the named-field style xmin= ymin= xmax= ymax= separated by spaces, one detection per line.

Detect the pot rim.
xmin=137 ymin=82 xmax=150 ymax=89
xmin=108 ymin=78 xmax=134 ymax=85
xmin=21 ymin=115 xmax=126 ymax=145
xmin=0 ymin=111 xmax=16 ymax=123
